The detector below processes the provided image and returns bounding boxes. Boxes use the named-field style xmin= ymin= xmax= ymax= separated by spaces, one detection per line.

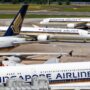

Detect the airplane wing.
xmin=1 ymin=55 xmax=60 ymax=66
xmin=12 ymin=40 xmax=54 ymax=45
xmin=44 ymin=50 xmax=73 ymax=64
xmin=0 ymin=52 xmax=69 ymax=57
xmin=0 ymin=50 xmax=73 ymax=58
xmin=74 ymin=22 xmax=88 ymax=29
xmin=0 ymin=51 xmax=73 ymax=66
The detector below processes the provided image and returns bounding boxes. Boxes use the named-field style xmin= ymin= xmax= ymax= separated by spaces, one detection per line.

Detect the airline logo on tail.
xmin=4 ymin=4 xmax=28 ymax=36
xmin=11 ymin=13 xmax=23 ymax=34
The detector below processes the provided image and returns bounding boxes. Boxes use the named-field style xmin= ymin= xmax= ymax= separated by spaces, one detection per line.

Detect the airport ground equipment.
xmin=31 ymin=75 xmax=51 ymax=90
xmin=0 ymin=76 xmax=51 ymax=90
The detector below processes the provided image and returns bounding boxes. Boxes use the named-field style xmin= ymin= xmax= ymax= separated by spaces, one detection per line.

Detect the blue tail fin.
xmin=4 ymin=4 xmax=28 ymax=36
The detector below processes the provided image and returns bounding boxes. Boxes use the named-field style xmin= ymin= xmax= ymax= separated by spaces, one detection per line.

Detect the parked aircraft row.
xmin=0 ymin=4 xmax=90 ymax=50
xmin=0 ymin=11 xmax=89 ymax=43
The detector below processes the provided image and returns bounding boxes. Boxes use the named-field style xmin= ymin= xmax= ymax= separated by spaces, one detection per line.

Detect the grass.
xmin=0 ymin=14 xmax=90 ymax=19
xmin=0 ymin=4 xmax=90 ymax=18
xmin=0 ymin=4 xmax=21 ymax=10
xmin=26 ymin=14 xmax=90 ymax=18
xmin=0 ymin=4 xmax=90 ymax=12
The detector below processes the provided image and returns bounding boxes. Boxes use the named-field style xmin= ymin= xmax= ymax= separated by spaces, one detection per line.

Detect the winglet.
xmin=69 ymin=50 xmax=73 ymax=56
xmin=57 ymin=55 xmax=62 ymax=59
xmin=4 ymin=4 xmax=28 ymax=36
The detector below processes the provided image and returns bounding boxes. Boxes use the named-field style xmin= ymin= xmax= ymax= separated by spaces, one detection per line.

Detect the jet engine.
xmin=67 ymin=23 xmax=76 ymax=28
xmin=37 ymin=34 xmax=49 ymax=41
xmin=67 ymin=22 xmax=89 ymax=29
xmin=4 ymin=56 xmax=21 ymax=63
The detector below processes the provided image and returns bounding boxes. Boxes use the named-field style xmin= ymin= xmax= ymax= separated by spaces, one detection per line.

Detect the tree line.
xmin=0 ymin=0 xmax=90 ymax=4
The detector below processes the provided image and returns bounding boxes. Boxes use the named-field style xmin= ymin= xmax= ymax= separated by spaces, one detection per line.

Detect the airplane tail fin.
xmin=4 ymin=4 xmax=28 ymax=36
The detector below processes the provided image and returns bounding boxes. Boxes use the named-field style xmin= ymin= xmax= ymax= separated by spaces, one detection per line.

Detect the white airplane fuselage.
xmin=0 ymin=26 xmax=87 ymax=34
xmin=0 ymin=61 xmax=90 ymax=89
xmin=40 ymin=18 xmax=90 ymax=24
xmin=0 ymin=36 xmax=26 ymax=48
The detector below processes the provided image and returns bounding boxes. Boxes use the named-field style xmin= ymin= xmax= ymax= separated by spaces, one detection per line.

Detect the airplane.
xmin=0 ymin=61 xmax=90 ymax=89
xmin=40 ymin=18 xmax=90 ymax=29
xmin=0 ymin=4 xmax=29 ymax=50
xmin=0 ymin=51 xmax=73 ymax=66
xmin=0 ymin=26 xmax=88 ymax=42
xmin=0 ymin=26 xmax=88 ymax=34
xmin=40 ymin=18 xmax=90 ymax=24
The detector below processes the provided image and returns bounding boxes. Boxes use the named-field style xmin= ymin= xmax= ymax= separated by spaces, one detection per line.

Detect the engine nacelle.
xmin=4 ymin=56 xmax=21 ymax=63
xmin=86 ymin=23 xmax=90 ymax=28
xmin=37 ymin=34 xmax=49 ymax=41
xmin=67 ymin=23 xmax=76 ymax=28
xmin=67 ymin=23 xmax=90 ymax=29
xmin=40 ymin=18 xmax=50 ymax=24
xmin=78 ymin=30 xmax=88 ymax=36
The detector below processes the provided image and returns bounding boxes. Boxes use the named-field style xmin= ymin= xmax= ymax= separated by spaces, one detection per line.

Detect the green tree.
xmin=57 ymin=0 xmax=63 ymax=5
xmin=23 ymin=0 xmax=30 ymax=4
xmin=12 ymin=0 xmax=19 ymax=4
xmin=66 ymin=0 xmax=70 ymax=5
xmin=0 ymin=0 xmax=5 ymax=3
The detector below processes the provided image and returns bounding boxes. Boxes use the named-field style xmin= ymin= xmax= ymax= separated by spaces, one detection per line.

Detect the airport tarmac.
xmin=0 ymin=18 xmax=80 ymax=27
xmin=7 ymin=42 xmax=90 ymax=64
xmin=0 ymin=18 xmax=90 ymax=65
